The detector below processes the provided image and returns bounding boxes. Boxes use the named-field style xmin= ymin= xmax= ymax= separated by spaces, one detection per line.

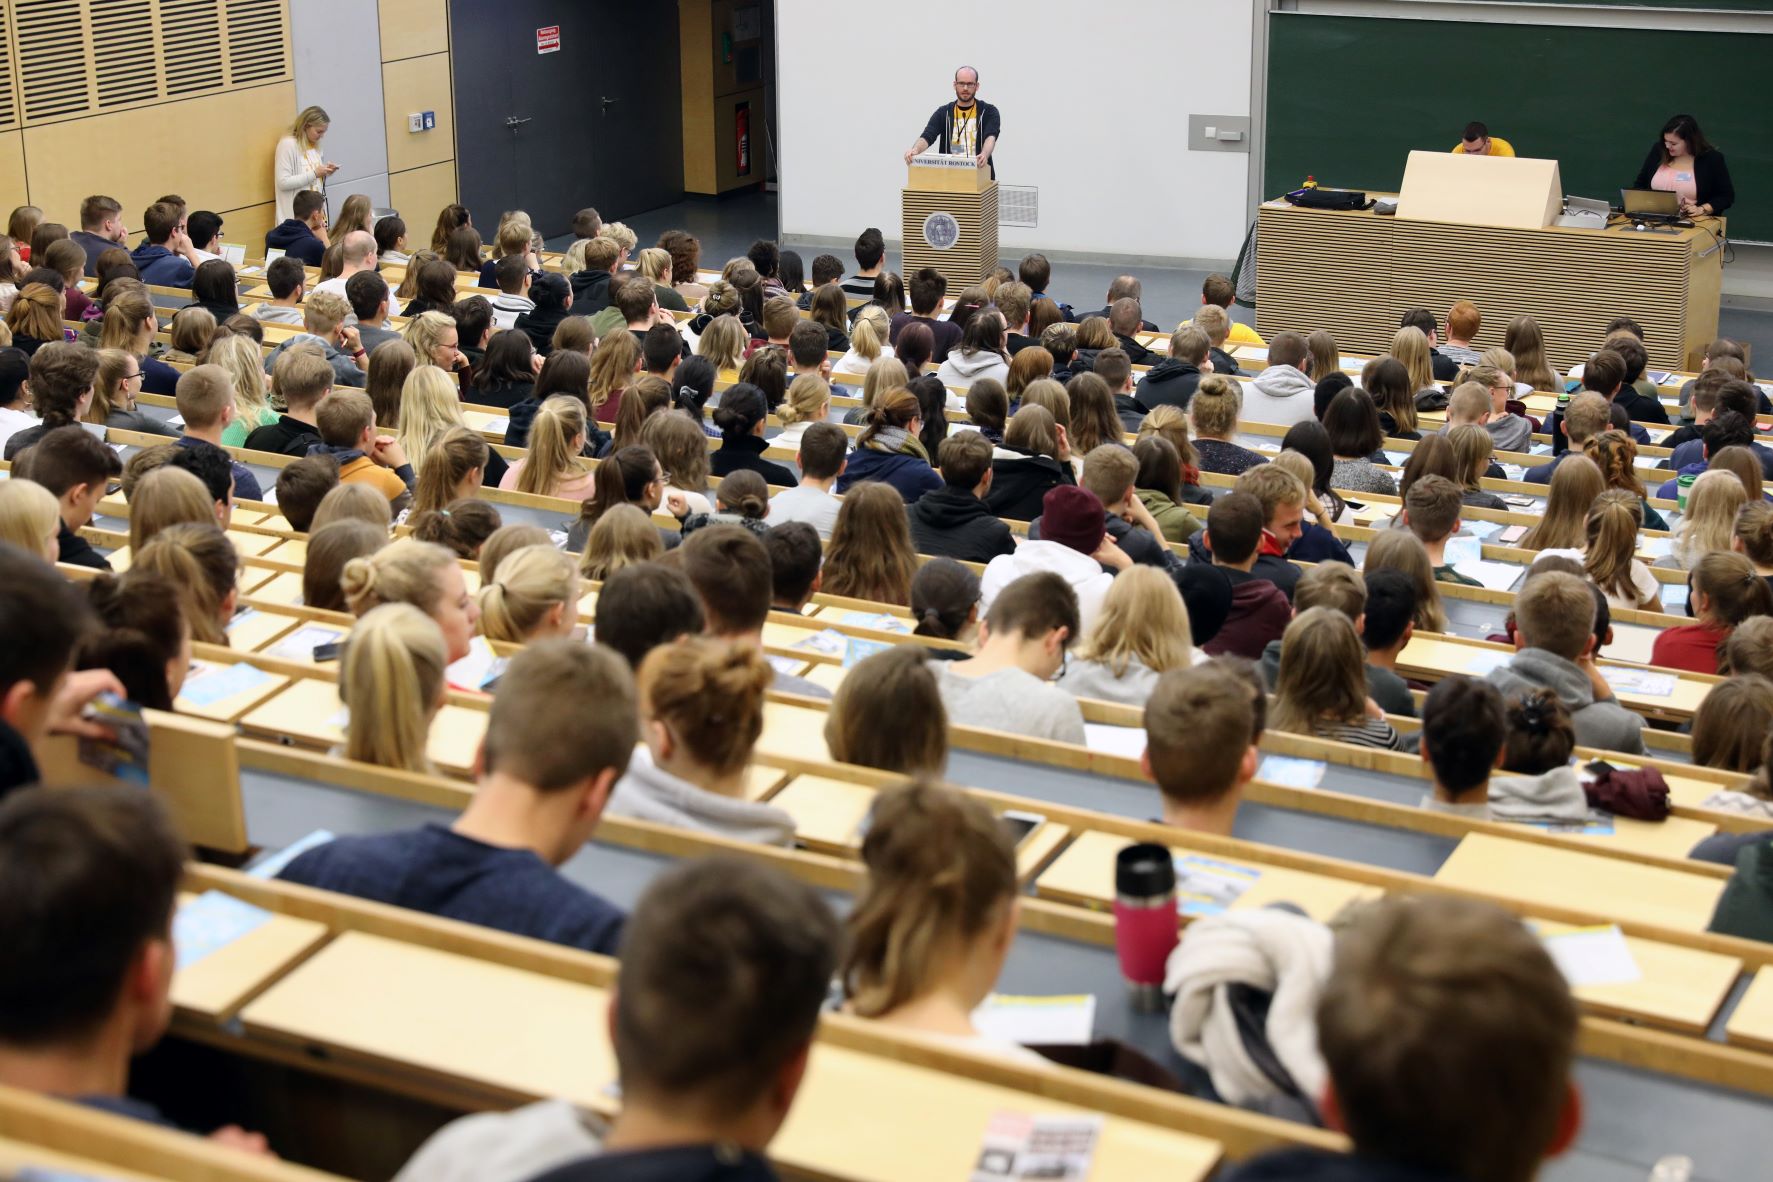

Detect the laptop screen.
xmin=1621 ymin=189 xmax=1679 ymax=216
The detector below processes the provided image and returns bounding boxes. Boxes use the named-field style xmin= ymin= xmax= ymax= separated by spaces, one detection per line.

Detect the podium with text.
xmin=902 ymin=154 xmax=998 ymax=285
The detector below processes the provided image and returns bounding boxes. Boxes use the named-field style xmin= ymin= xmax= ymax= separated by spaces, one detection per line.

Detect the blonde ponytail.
xmin=477 ymin=544 xmax=580 ymax=642
xmin=841 ymin=780 xmax=1016 ymax=1019
xmin=411 ymin=426 xmax=488 ymax=516
xmin=339 ymin=537 xmax=454 ymax=617
xmin=517 ymin=396 xmax=591 ymax=497
xmin=849 ymin=307 xmax=888 ymax=362
xmin=341 ymin=603 xmax=446 ymax=773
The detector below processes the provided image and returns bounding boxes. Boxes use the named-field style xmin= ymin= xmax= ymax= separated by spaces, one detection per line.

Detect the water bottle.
xmin=1647 ymin=1154 xmax=1693 ymax=1182
xmin=1113 ymin=843 xmax=1179 ymax=1012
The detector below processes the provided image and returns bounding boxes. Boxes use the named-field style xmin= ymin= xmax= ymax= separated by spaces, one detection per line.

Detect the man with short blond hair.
xmin=1524 ymin=392 xmax=1609 ymax=483
xmin=760 ymin=295 xmax=799 ymax=348
xmin=1135 ymin=326 xmax=1210 ymax=412
xmin=313 ymin=388 xmax=414 ymax=512
xmin=1193 ymin=463 xmax=1305 ymax=598
xmin=1486 ymin=570 xmax=1644 ymax=753
xmin=174 ymin=365 xmax=261 ymax=500
xmin=996 ymin=281 xmax=1036 ymax=353
xmin=262 ymin=290 xmax=367 ymax=389
xmin=72 ymin=195 xmax=127 ymax=275
xmin=1049 ymin=443 xmax=1176 ymax=570
xmin=1199 ymin=273 xmax=1262 ymax=345
xmin=246 ymin=344 xmax=333 ymax=456
xmin=1190 ymin=304 xmax=1241 ymax=376
xmin=1143 ymin=662 xmax=1260 ymax=835
xmin=1403 ymin=474 xmax=1476 ymax=584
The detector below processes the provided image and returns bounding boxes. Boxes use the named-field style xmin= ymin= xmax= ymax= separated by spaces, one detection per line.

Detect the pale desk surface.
xmin=1560 ymin=812 xmax=1717 ymax=859
xmin=1434 ymin=833 xmax=1725 ymax=933
xmin=171 ymin=891 xmax=329 ymax=1023
xmin=1398 ymin=635 xmax=1710 ymax=717
xmin=772 ymin=774 xmax=873 ymax=853
xmin=176 ymin=659 xmax=291 ymax=723
xmin=1532 ymin=919 xmax=1740 ymax=1034
xmin=241 ymin=933 xmax=1222 ymax=1182
xmin=248 ymin=570 xmax=306 ymax=607
xmin=1725 ymin=969 xmax=1773 ymax=1053
xmin=756 ymin=701 xmax=834 ymax=763
xmin=265 ymin=537 xmax=309 ymax=566
xmin=238 ymin=678 xmax=487 ymax=774
xmin=0 ymin=1135 xmax=166 ymax=1182
xmin=224 ymin=607 xmax=302 ymax=654
xmin=1036 ymin=829 xmax=1381 ymax=924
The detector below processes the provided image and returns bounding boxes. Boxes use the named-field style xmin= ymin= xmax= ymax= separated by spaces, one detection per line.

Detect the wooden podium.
xmin=902 ymin=154 xmax=998 ymax=283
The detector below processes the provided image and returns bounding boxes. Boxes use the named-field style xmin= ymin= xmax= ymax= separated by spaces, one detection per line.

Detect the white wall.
xmin=776 ymin=0 xmax=1254 ymax=265
xmin=290 ymin=0 xmax=392 ymax=210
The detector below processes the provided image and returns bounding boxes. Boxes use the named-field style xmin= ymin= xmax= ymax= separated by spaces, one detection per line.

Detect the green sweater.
xmin=1710 ymin=838 xmax=1773 ymax=942
xmin=1137 ymin=489 xmax=1202 ymax=545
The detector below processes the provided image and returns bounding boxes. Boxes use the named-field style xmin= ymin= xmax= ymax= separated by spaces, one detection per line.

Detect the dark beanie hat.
xmin=1040 ymin=485 xmax=1105 ymax=554
xmin=1177 ymin=562 xmax=1234 ymax=647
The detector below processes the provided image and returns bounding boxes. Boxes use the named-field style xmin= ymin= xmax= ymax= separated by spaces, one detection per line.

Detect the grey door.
xmin=450 ymin=1 xmax=683 ymax=240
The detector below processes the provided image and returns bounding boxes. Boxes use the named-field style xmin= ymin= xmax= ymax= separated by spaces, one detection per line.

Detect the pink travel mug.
xmin=1113 ymin=842 xmax=1179 ymax=1011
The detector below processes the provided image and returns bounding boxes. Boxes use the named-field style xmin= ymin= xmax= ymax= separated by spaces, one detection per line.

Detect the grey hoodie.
xmin=935 ymin=347 xmax=1011 ymax=391
xmin=607 ymin=755 xmax=796 ymax=847
xmin=1485 ymin=413 xmax=1534 ymax=454
xmin=1489 ymin=765 xmax=1588 ymax=822
xmin=1485 ymin=648 xmax=1645 ymax=755
xmin=1242 ymin=363 xmax=1317 ymax=428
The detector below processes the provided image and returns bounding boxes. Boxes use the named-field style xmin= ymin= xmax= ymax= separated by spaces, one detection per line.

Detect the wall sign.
xmin=536 ymin=26 xmax=560 ymax=54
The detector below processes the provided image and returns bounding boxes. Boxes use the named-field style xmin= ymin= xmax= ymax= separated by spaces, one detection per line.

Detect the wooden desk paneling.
xmin=1255 ymin=201 xmax=1722 ymax=370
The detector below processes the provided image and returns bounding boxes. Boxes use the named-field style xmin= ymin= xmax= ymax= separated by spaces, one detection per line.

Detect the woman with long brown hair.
xmin=838 ymin=386 xmax=941 ymax=502
xmin=823 ymin=481 xmax=919 ymax=605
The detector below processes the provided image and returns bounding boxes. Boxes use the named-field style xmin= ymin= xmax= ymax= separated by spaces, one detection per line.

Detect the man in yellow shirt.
xmin=1188 ymin=273 xmax=1264 ymax=346
xmin=1451 ymin=122 xmax=1514 ymax=157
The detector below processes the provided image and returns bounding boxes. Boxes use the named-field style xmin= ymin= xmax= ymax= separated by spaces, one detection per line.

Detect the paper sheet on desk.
xmin=1442 ymin=535 xmax=1484 ymax=565
xmin=973 ymin=994 xmax=1096 ymax=1046
xmin=1460 ymin=519 xmax=1503 ymax=542
xmin=1383 ymin=451 xmax=1412 ymax=467
xmin=1500 ymin=464 xmax=1527 ymax=482
xmin=179 ymin=661 xmax=275 ymax=707
xmin=1083 ymin=723 xmax=1145 ymax=760
xmin=1257 ymin=754 xmax=1326 ymax=789
xmin=1637 ymin=536 xmax=1675 ymax=560
xmin=1598 ymin=666 xmax=1676 ymax=698
xmin=1173 ymin=855 xmax=1260 ymax=916
xmin=1450 ymin=560 xmax=1522 ymax=592
xmin=970 ymin=1112 xmax=1102 ymax=1182
xmin=446 ymin=636 xmax=505 ymax=691
xmin=264 ymin=624 xmax=346 ymax=662
xmin=1540 ymin=924 xmax=1641 ymax=988
xmin=1460 ymin=648 xmax=1513 ymax=676
xmin=174 ymin=891 xmax=274 ymax=970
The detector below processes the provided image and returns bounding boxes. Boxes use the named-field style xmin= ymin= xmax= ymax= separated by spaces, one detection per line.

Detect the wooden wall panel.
xmin=0 ymin=132 xmax=25 ymax=218
xmin=21 ymin=82 xmax=294 ymax=230
xmin=379 ymin=0 xmax=449 ymax=63
xmin=679 ymin=0 xmax=715 ymax=194
xmin=218 ymin=202 xmax=275 ymax=253
xmin=388 ymin=162 xmax=457 ymax=224
xmin=381 ymin=54 xmax=453 ymax=175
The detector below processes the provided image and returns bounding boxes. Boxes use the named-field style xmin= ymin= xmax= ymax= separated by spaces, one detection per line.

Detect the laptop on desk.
xmin=1622 ymin=188 xmax=1680 ymax=218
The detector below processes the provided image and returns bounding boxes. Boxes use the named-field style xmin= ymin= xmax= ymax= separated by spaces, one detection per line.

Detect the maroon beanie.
xmin=1041 ymin=485 xmax=1106 ymax=554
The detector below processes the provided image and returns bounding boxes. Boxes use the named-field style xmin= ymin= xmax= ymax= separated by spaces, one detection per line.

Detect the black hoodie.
xmin=1220 ymin=1148 xmax=1468 ymax=1182
xmin=568 ymin=268 xmax=614 ymax=317
xmin=1134 ymin=358 xmax=1205 ymax=412
xmin=985 ymin=449 xmax=1074 ymax=522
xmin=906 ymin=486 xmax=1017 ymax=562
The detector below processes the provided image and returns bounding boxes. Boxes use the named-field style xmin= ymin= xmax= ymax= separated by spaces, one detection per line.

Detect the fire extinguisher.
xmin=736 ymin=101 xmax=751 ymax=177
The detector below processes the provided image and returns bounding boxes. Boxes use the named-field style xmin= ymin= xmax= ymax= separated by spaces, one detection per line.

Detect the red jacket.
xmin=1650 ymin=622 xmax=1729 ymax=675
xmin=1202 ymin=569 xmax=1293 ymax=660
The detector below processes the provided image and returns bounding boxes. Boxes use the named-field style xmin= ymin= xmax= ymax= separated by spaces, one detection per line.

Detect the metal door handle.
xmin=600 ymin=96 xmax=618 ymax=112
xmin=505 ymin=116 xmax=532 ymax=129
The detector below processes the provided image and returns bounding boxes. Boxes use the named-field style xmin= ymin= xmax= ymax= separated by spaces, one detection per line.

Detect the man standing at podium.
xmin=904 ymin=66 xmax=1000 ymax=178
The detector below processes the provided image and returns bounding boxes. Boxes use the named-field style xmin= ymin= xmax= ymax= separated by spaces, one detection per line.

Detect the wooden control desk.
xmin=1255 ymin=199 xmax=1723 ymax=371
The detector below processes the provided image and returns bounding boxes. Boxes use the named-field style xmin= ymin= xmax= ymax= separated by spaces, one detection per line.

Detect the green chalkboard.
xmin=1264 ymin=13 xmax=1773 ymax=241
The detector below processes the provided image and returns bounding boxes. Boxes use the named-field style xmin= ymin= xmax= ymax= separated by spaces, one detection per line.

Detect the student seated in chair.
xmin=1197 ymin=491 xmax=1292 ymax=661
xmin=1525 ymin=391 xmax=1609 ymax=482
xmin=840 ymin=780 xmax=1048 ymax=1065
xmin=607 ymin=637 xmax=795 ymax=846
xmin=398 ymin=857 xmax=839 ymax=1182
xmin=246 ymin=345 xmax=332 ymax=457
xmin=1485 ymin=570 xmax=1645 ymax=755
xmin=1360 ymin=569 xmax=1419 ymax=718
xmin=1417 ymin=675 xmax=1508 ymax=816
xmin=764 ymin=421 xmax=846 ymax=540
xmin=1600 ymin=333 xmax=1668 ymax=426
xmin=263 ymin=290 xmax=367 ymax=389
xmin=26 ymin=425 xmax=121 ymax=571
xmin=1245 ymin=330 xmax=1318 ymax=428
xmin=281 ymin=641 xmax=638 ymax=954
xmin=347 ymin=269 xmax=402 ymax=353
xmin=1191 ymin=464 xmax=1307 ymax=599
xmin=265 ymin=188 xmax=328 ymax=267
xmin=0 ymin=786 xmax=271 ymax=1152
xmin=681 ymin=525 xmax=832 ymax=699
xmin=592 ymin=562 xmax=704 ymax=671
xmin=249 ymin=255 xmax=308 ymax=326
xmin=1400 ymin=474 xmax=1477 ymax=586
xmin=765 ymin=522 xmax=822 ymax=615
xmin=1195 ymin=273 xmax=1261 ymax=346
xmin=907 ymin=430 xmax=1016 ymax=563
xmin=1035 ymin=444 xmax=1176 ymax=572
xmin=313 ymin=388 xmax=415 ymax=514
xmin=933 ymin=570 xmax=1087 ymax=746
xmin=171 ymin=364 xmax=262 ymax=502
xmin=1143 ymin=660 xmax=1260 ymax=836
xmin=1222 ymin=895 xmax=1581 ymax=1182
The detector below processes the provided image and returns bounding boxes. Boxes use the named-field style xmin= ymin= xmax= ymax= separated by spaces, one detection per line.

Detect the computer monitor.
xmin=1621 ymin=189 xmax=1680 ymax=217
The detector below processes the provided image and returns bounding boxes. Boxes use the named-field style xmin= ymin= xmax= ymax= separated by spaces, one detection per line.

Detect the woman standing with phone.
xmin=274 ymin=106 xmax=339 ymax=224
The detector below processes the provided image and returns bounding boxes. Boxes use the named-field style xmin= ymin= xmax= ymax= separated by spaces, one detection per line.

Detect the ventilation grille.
xmin=998 ymin=184 xmax=1038 ymax=229
xmin=0 ymin=5 xmax=17 ymax=129
xmin=2 ymin=0 xmax=289 ymax=128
